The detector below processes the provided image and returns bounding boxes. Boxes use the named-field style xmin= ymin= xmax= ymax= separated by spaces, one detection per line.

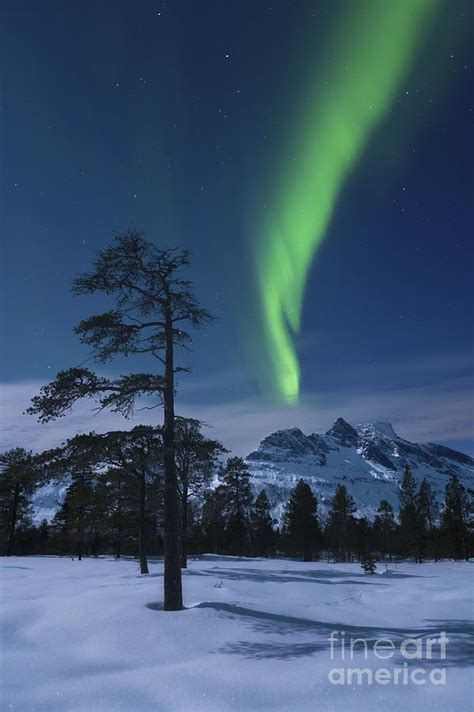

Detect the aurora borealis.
xmin=255 ymin=0 xmax=440 ymax=403
xmin=1 ymin=1 xmax=473 ymax=456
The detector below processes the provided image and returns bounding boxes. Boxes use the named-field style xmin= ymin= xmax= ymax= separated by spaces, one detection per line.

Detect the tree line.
xmin=1 ymin=442 xmax=472 ymax=565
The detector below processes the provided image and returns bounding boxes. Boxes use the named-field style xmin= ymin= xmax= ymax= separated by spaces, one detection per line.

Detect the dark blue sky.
xmin=1 ymin=1 xmax=473 ymax=455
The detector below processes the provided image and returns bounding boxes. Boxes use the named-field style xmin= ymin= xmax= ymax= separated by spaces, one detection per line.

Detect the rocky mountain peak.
xmin=325 ymin=417 xmax=358 ymax=447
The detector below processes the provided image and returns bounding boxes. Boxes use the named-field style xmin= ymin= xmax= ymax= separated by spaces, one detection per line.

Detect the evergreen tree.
xmin=0 ymin=448 xmax=39 ymax=556
xmin=35 ymin=519 xmax=50 ymax=554
xmin=282 ymin=479 xmax=320 ymax=562
xmin=417 ymin=478 xmax=439 ymax=559
xmin=95 ymin=427 xmax=163 ymax=573
xmin=201 ymin=486 xmax=227 ymax=554
xmin=399 ymin=465 xmax=423 ymax=562
xmin=373 ymin=499 xmax=396 ymax=562
xmin=354 ymin=516 xmax=373 ymax=561
xmin=250 ymin=490 xmax=276 ymax=557
xmin=326 ymin=484 xmax=356 ymax=562
xmin=94 ymin=466 xmax=136 ymax=559
xmin=442 ymin=475 xmax=471 ymax=560
xmin=50 ymin=475 xmax=97 ymax=559
xmin=41 ymin=427 xmax=163 ymax=570
xmin=28 ymin=232 xmax=212 ymax=610
xmin=219 ymin=457 xmax=253 ymax=557
xmin=360 ymin=552 xmax=377 ymax=575
xmin=175 ymin=417 xmax=225 ymax=567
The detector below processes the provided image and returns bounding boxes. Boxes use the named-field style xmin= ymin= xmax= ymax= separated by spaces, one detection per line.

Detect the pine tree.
xmin=0 ymin=448 xmax=39 ymax=556
xmin=50 ymin=475 xmax=97 ymax=559
xmin=399 ymin=465 xmax=423 ymax=562
xmin=282 ymin=479 xmax=320 ymax=562
xmin=93 ymin=466 xmax=135 ymax=559
xmin=360 ymin=552 xmax=377 ymax=574
xmin=354 ymin=516 xmax=373 ymax=561
xmin=41 ymin=427 xmax=163 ymax=570
xmin=201 ymin=486 xmax=227 ymax=554
xmin=417 ymin=478 xmax=438 ymax=559
xmin=326 ymin=484 xmax=356 ymax=562
xmin=219 ymin=457 xmax=253 ymax=557
xmin=28 ymin=233 xmax=212 ymax=610
xmin=373 ymin=499 xmax=396 ymax=562
xmin=250 ymin=490 xmax=276 ymax=557
xmin=442 ymin=475 xmax=471 ymax=560
xmin=175 ymin=417 xmax=226 ymax=567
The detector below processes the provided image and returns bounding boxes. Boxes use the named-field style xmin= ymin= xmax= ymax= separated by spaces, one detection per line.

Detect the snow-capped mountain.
xmin=31 ymin=417 xmax=474 ymax=524
xmin=245 ymin=418 xmax=474 ymax=521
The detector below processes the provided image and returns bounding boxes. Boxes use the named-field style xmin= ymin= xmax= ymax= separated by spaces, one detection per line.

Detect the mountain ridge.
xmin=245 ymin=417 xmax=474 ymax=521
xmin=30 ymin=417 xmax=474 ymax=523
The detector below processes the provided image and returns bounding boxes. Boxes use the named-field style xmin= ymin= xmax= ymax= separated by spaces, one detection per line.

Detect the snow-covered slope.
xmin=245 ymin=418 xmax=474 ymax=520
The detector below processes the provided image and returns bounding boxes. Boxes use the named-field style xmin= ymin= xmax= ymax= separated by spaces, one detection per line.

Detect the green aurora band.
xmin=256 ymin=0 xmax=439 ymax=403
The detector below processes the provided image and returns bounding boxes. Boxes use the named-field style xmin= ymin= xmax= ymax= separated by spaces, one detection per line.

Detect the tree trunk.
xmin=77 ymin=511 xmax=83 ymax=560
xmin=7 ymin=485 xmax=20 ymax=556
xmin=163 ymin=308 xmax=183 ymax=610
xmin=77 ymin=473 xmax=84 ymax=561
xmin=181 ymin=488 xmax=188 ymax=569
xmin=138 ymin=470 xmax=149 ymax=575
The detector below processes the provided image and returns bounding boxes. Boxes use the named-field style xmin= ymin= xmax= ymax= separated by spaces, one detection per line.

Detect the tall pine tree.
xmin=282 ymin=479 xmax=320 ymax=562
xmin=326 ymin=484 xmax=356 ymax=562
xmin=373 ymin=499 xmax=396 ymax=562
xmin=399 ymin=465 xmax=423 ymax=563
xmin=442 ymin=475 xmax=471 ymax=560
xmin=219 ymin=457 xmax=253 ymax=557
xmin=0 ymin=448 xmax=39 ymax=556
xmin=28 ymin=233 xmax=212 ymax=610
xmin=250 ymin=490 xmax=276 ymax=557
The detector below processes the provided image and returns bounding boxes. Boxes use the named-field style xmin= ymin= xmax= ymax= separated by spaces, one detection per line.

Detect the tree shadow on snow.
xmin=1 ymin=565 xmax=32 ymax=570
xmin=193 ymin=602 xmax=474 ymax=667
xmin=184 ymin=567 xmax=394 ymax=585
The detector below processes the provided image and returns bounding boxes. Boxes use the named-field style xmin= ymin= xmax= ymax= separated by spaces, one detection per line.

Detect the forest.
xmin=2 ymin=439 xmax=472 ymax=571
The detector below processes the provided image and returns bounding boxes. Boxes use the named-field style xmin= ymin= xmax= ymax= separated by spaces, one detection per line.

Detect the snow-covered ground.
xmin=1 ymin=556 xmax=473 ymax=712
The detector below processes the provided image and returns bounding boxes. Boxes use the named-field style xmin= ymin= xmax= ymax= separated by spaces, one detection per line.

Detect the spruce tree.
xmin=93 ymin=466 xmax=137 ymax=559
xmin=354 ymin=516 xmax=373 ymax=561
xmin=250 ymin=490 xmax=276 ymax=557
xmin=201 ymin=486 xmax=227 ymax=554
xmin=326 ymin=483 xmax=356 ymax=562
xmin=282 ymin=479 xmax=320 ymax=562
xmin=417 ymin=478 xmax=438 ymax=559
xmin=373 ymin=499 xmax=396 ymax=562
xmin=51 ymin=475 xmax=97 ymax=559
xmin=0 ymin=448 xmax=39 ymax=556
xmin=399 ymin=465 xmax=423 ymax=562
xmin=360 ymin=552 xmax=377 ymax=574
xmin=219 ymin=457 xmax=253 ymax=557
xmin=175 ymin=418 xmax=225 ymax=567
xmin=442 ymin=475 xmax=471 ymax=560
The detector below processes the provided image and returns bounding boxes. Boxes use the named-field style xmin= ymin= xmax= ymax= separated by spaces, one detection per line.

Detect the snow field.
xmin=1 ymin=556 xmax=473 ymax=712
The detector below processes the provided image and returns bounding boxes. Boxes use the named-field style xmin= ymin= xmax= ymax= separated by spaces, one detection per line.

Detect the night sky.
xmin=1 ymin=0 xmax=473 ymax=455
